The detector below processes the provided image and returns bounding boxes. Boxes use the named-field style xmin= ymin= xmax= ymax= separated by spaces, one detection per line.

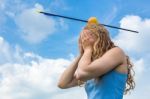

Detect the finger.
xmin=86 ymin=32 xmax=95 ymax=40
xmin=84 ymin=34 xmax=90 ymax=41
xmin=86 ymin=31 xmax=92 ymax=37
xmin=81 ymin=34 xmax=85 ymax=42
xmin=80 ymin=33 xmax=84 ymax=42
xmin=82 ymin=32 xmax=88 ymax=40
xmin=81 ymin=31 xmax=84 ymax=40
xmin=81 ymin=33 xmax=85 ymax=39
xmin=85 ymin=30 xmax=92 ymax=38
xmin=82 ymin=31 xmax=92 ymax=42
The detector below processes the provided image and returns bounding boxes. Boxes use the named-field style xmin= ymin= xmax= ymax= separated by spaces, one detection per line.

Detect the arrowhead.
xmin=36 ymin=9 xmax=43 ymax=13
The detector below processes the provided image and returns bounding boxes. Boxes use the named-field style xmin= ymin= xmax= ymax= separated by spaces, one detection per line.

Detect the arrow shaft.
xmin=40 ymin=12 xmax=139 ymax=33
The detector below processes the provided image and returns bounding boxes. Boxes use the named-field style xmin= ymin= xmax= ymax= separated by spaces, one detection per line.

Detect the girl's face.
xmin=81 ymin=29 xmax=97 ymax=43
xmin=79 ymin=29 xmax=98 ymax=50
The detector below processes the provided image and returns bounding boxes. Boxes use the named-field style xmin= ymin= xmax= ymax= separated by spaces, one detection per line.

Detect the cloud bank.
xmin=0 ymin=36 xmax=86 ymax=99
xmin=15 ymin=3 xmax=57 ymax=44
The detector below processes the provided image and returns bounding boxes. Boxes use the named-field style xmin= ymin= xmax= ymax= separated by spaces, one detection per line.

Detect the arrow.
xmin=37 ymin=10 xmax=139 ymax=33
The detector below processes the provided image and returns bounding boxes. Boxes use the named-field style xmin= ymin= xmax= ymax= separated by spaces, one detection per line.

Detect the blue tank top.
xmin=84 ymin=70 xmax=127 ymax=99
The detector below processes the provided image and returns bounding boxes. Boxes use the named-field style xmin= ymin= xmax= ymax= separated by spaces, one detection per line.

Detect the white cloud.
xmin=134 ymin=58 xmax=144 ymax=75
xmin=15 ymin=3 xmax=57 ymax=44
xmin=0 ymin=0 xmax=28 ymax=18
xmin=0 ymin=57 xmax=78 ymax=99
xmin=1 ymin=1 xmax=68 ymax=44
xmin=0 ymin=36 xmax=31 ymax=64
xmin=113 ymin=15 xmax=150 ymax=54
xmin=0 ymin=36 xmax=86 ymax=99
xmin=15 ymin=3 xmax=69 ymax=44
xmin=0 ymin=52 xmax=86 ymax=99
xmin=51 ymin=88 xmax=87 ymax=99
xmin=0 ymin=0 xmax=29 ymax=34
xmin=0 ymin=37 xmax=13 ymax=64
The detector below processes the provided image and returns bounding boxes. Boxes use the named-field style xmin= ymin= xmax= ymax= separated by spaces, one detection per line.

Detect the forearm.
xmin=75 ymin=48 xmax=92 ymax=81
xmin=58 ymin=54 xmax=82 ymax=87
xmin=78 ymin=48 xmax=92 ymax=70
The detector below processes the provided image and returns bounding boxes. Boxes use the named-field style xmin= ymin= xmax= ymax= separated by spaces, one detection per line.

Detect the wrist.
xmin=83 ymin=49 xmax=92 ymax=57
xmin=84 ymin=47 xmax=93 ymax=53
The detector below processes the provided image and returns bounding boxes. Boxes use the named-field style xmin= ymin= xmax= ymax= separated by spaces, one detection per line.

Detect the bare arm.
xmin=75 ymin=47 xmax=125 ymax=81
xmin=75 ymin=48 xmax=92 ymax=82
xmin=57 ymin=33 xmax=85 ymax=89
xmin=57 ymin=54 xmax=83 ymax=89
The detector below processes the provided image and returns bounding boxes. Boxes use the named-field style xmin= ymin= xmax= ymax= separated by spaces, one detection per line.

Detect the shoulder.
xmin=105 ymin=47 xmax=125 ymax=56
xmin=102 ymin=47 xmax=126 ymax=63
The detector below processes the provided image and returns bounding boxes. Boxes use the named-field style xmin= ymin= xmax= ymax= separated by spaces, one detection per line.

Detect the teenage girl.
xmin=58 ymin=17 xmax=135 ymax=99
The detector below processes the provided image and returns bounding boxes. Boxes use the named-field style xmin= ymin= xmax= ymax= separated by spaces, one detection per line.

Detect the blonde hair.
xmin=84 ymin=24 xmax=115 ymax=61
xmin=78 ymin=23 xmax=135 ymax=94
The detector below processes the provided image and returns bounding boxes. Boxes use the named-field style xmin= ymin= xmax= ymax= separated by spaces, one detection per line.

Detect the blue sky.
xmin=0 ymin=0 xmax=150 ymax=99
xmin=1 ymin=0 xmax=149 ymax=59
